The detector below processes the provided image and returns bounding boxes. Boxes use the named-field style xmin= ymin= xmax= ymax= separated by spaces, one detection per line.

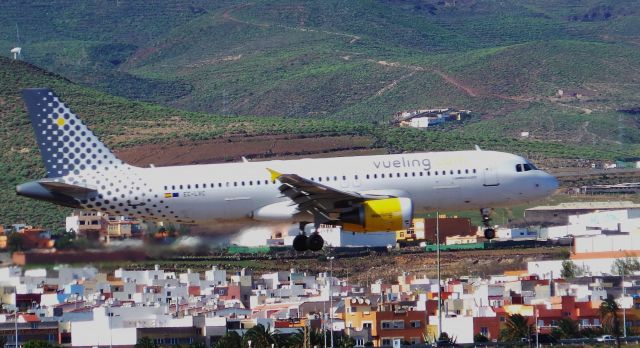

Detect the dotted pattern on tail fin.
xmin=22 ymin=88 xmax=125 ymax=178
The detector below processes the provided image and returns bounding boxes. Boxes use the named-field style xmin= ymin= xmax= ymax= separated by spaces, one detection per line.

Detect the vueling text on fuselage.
xmin=373 ymin=157 xmax=431 ymax=170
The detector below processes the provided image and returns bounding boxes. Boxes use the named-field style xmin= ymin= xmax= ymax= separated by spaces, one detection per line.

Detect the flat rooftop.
xmin=526 ymin=201 xmax=640 ymax=211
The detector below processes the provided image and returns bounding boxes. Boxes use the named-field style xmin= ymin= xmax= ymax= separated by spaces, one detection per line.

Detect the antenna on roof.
xmin=475 ymin=145 xmax=482 ymax=151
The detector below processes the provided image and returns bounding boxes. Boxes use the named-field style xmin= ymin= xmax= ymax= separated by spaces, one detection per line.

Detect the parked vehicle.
xmin=597 ymin=335 xmax=615 ymax=342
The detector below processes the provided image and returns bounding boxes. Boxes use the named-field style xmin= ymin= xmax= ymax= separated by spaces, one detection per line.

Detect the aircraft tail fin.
xmin=22 ymin=88 xmax=126 ymax=178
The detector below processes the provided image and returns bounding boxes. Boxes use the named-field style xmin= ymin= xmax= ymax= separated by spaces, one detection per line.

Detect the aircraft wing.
xmin=267 ymin=169 xmax=392 ymax=221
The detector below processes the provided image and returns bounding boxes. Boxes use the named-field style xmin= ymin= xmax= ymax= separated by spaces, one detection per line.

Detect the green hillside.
xmin=0 ymin=0 xmax=638 ymax=151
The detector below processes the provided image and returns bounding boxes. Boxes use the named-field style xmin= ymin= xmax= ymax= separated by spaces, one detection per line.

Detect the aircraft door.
xmin=483 ymin=167 xmax=499 ymax=186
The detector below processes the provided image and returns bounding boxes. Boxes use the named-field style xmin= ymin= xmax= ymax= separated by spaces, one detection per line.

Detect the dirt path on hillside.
xmin=222 ymin=3 xmax=360 ymax=43
xmin=221 ymin=4 xmax=541 ymax=103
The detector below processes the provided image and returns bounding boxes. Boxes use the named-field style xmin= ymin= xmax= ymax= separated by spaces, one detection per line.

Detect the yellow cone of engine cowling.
xmin=342 ymin=197 xmax=411 ymax=232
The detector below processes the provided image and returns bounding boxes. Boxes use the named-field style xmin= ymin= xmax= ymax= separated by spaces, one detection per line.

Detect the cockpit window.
xmin=516 ymin=162 xmax=538 ymax=172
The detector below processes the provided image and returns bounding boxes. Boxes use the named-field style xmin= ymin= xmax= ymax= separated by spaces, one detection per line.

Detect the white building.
xmin=284 ymin=225 xmax=396 ymax=248
xmin=410 ymin=117 xmax=429 ymax=128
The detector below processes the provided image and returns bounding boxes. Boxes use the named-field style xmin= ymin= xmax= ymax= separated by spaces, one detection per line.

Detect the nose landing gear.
xmin=481 ymin=208 xmax=496 ymax=240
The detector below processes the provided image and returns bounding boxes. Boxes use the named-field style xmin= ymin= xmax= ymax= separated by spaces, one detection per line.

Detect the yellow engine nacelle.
xmin=340 ymin=197 xmax=413 ymax=232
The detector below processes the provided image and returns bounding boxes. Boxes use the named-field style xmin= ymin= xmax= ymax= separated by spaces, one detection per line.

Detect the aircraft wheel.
xmin=293 ymin=234 xmax=308 ymax=252
xmin=307 ymin=233 xmax=324 ymax=251
xmin=484 ymin=228 xmax=496 ymax=240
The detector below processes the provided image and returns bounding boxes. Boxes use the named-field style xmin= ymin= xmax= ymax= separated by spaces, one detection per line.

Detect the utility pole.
xmin=15 ymin=305 xmax=18 ymax=348
xmin=436 ymin=211 xmax=442 ymax=339
xmin=535 ymin=306 xmax=539 ymax=348
xmin=623 ymin=269 xmax=627 ymax=337
xmin=328 ymin=256 xmax=335 ymax=348
xmin=323 ymin=299 xmax=327 ymax=348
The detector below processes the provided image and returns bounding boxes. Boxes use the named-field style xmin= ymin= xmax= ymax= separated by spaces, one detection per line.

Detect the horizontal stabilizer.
xmin=39 ymin=181 xmax=96 ymax=195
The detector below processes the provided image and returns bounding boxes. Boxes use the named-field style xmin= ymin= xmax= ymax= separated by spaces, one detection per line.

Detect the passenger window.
xmin=195 ymin=184 xmax=199 ymax=189
xmin=373 ymin=174 xmax=377 ymax=179
xmin=427 ymin=171 xmax=431 ymax=176
xmin=164 ymin=186 xmax=167 ymax=190
xmin=435 ymin=171 xmax=438 ymax=176
xmin=172 ymin=185 xmax=175 ymax=190
xmin=234 ymin=182 xmax=237 ymax=187
xmin=366 ymin=174 xmax=370 ymax=179
xmin=457 ymin=170 xmax=461 ymax=174
xmin=404 ymin=173 xmax=408 ymax=177
xmin=264 ymin=180 xmax=268 ymax=185
xmin=342 ymin=175 xmax=346 ymax=180
xmin=412 ymin=172 xmax=415 ymax=177
xmin=318 ymin=177 xmax=322 ymax=182
xmin=381 ymin=174 xmax=385 ymax=179
xmin=180 ymin=185 xmax=183 ymax=189
xmin=326 ymin=177 xmax=330 ymax=181
xmin=187 ymin=185 xmax=191 ymax=189
xmin=256 ymin=180 xmax=260 ymax=185
xmin=355 ymin=175 xmax=359 ymax=180
xmin=465 ymin=169 xmax=469 ymax=174
xmin=450 ymin=170 xmax=454 ymax=175
xmin=419 ymin=172 xmax=423 ymax=176
xmin=241 ymin=181 xmax=245 ymax=186
xmin=473 ymin=169 xmax=477 ymax=174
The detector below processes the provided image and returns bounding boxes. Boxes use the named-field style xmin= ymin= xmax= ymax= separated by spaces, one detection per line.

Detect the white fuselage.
xmin=76 ymin=150 xmax=557 ymax=225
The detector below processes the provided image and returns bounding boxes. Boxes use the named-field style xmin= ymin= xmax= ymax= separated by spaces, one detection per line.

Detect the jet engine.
xmin=340 ymin=197 xmax=413 ymax=232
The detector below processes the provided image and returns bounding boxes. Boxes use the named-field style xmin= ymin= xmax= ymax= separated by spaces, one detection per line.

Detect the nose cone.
xmin=539 ymin=172 xmax=559 ymax=196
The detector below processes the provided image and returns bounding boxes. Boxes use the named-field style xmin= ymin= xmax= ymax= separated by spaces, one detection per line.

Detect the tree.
xmin=243 ymin=324 xmax=277 ymax=348
xmin=214 ymin=331 xmax=242 ymax=348
xmin=552 ymin=318 xmax=580 ymax=339
xmin=473 ymin=333 xmax=489 ymax=343
xmin=7 ymin=232 xmax=23 ymax=252
xmin=612 ymin=257 xmax=640 ymax=276
xmin=437 ymin=332 xmax=456 ymax=346
xmin=600 ymin=296 xmax=622 ymax=348
xmin=561 ymin=260 xmax=583 ymax=279
xmin=135 ymin=337 xmax=158 ymax=348
xmin=500 ymin=314 xmax=532 ymax=343
xmin=336 ymin=334 xmax=356 ymax=348
xmin=23 ymin=341 xmax=59 ymax=348
xmin=287 ymin=327 xmax=324 ymax=348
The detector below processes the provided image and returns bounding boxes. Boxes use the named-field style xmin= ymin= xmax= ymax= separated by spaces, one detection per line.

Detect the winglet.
xmin=267 ymin=168 xmax=282 ymax=181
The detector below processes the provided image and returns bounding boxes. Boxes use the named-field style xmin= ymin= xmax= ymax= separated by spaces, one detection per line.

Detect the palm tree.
xmin=287 ymin=327 xmax=325 ymax=348
xmin=500 ymin=314 xmax=532 ymax=343
xmin=600 ymin=297 xmax=622 ymax=348
xmin=336 ymin=334 xmax=356 ymax=348
xmin=553 ymin=318 xmax=580 ymax=339
xmin=135 ymin=337 xmax=158 ymax=348
xmin=214 ymin=331 xmax=243 ymax=348
xmin=243 ymin=324 xmax=277 ymax=348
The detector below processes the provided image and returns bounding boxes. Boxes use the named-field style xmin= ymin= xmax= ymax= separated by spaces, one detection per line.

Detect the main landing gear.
xmin=481 ymin=208 xmax=496 ymax=240
xmin=293 ymin=222 xmax=324 ymax=252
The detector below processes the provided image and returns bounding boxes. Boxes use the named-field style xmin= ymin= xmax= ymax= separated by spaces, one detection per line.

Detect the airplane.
xmin=17 ymin=88 xmax=558 ymax=251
